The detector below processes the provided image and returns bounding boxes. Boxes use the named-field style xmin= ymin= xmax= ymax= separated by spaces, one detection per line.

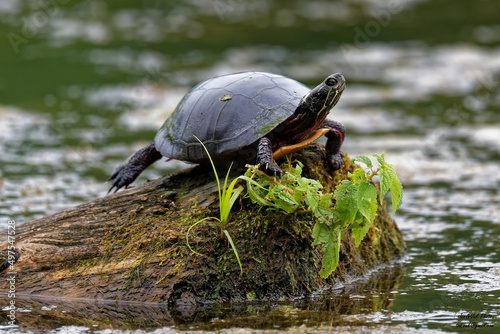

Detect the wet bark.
xmin=0 ymin=145 xmax=405 ymax=305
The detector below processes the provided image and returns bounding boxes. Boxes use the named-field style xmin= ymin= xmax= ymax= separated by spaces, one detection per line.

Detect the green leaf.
xmin=239 ymin=151 xmax=404 ymax=281
xmin=379 ymin=166 xmax=392 ymax=203
xmin=310 ymin=179 xmax=323 ymax=190
xmin=220 ymin=167 xmax=239 ymax=224
xmin=348 ymin=168 xmax=367 ymax=184
xmin=334 ymin=180 xmax=358 ymax=225
xmin=299 ymin=177 xmax=322 ymax=190
xmin=221 ymin=162 xmax=233 ymax=208
xmin=240 ymin=175 xmax=277 ymax=208
xmin=292 ymin=187 xmax=305 ymax=203
xmin=238 ymin=175 xmax=267 ymax=191
xmin=390 ymin=175 xmax=403 ymax=213
xmin=319 ymin=228 xmax=341 ymax=279
xmin=223 ymin=229 xmax=243 ymax=274
xmin=295 ymin=182 xmax=309 ymax=192
xmin=312 ymin=222 xmax=330 ymax=245
xmin=356 ymin=181 xmax=378 ymax=224
xmin=379 ymin=165 xmax=403 ymax=213
xmin=272 ymin=186 xmax=298 ymax=213
xmin=312 ymin=222 xmax=341 ymax=277
xmin=276 ymin=186 xmax=297 ymax=205
xmin=313 ymin=206 xmax=336 ymax=225
xmin=223 ymin=185 xmax=243 ymax=223
xmin=373 ymin=153 xmax=385 ymax=165
xmin=352 ymin=155 xmax=373 ymax=168
xmin=318 ymin=193 xmax=333 ymax=208
xmin=305 ymin=189 xmax=320 ymax=209
xmin=351 ymin=217 xmax=372 ymax=247
xmin=294 ymin=162 xmax=303 ymax=177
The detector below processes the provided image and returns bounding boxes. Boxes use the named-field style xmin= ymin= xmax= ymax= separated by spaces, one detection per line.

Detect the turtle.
xmin=108 ymin=71 xmax=346 ymax=193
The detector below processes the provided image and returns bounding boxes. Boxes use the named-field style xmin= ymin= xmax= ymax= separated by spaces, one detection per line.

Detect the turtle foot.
xmin=108 ymin=163 xmax=142 ymax=193
xmin=107 ymin=143 xmax=162 ymax=193
xmin=329 ymin=153 xmax=344 ymax=171
xmin=262 ymin=163 xmax=283 ymax=179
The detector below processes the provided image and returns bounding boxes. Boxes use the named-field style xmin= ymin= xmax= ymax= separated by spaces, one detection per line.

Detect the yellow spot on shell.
xmin=219 ymin=94 xmax=232 ymax=101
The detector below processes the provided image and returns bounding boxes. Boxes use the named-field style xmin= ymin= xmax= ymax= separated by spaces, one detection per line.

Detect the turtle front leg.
xmin=257 ymin=137 xmax=283 ymax=178
xmin=108 ymin=143 xmax=163 ymax=193
xmin=320 ymin=119 xmax=346 ymax=170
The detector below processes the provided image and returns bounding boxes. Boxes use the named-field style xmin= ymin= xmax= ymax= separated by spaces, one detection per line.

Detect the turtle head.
xmin=303 ymin=73 xmax=345 ymax=116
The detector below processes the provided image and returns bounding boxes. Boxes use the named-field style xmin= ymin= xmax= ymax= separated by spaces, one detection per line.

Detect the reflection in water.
xmin=0 ymin=264 xmax=404 ymax=332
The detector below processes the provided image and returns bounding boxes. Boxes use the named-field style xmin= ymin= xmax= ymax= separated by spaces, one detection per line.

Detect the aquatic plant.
xmin=186 ymin=137 xmax=244 ymax=273
xmin=187 ymin=136 xmax=403 ymax=279
xmin=241 ymin=153 xmax=403 ymax=278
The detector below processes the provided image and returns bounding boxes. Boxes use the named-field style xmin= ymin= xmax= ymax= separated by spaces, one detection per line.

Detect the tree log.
xmin=0 ymin=145 xmax=405 ymax=306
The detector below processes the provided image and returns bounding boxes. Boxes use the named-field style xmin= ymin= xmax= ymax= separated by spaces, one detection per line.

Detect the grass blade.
xmin=186 ymin=216 xmax=219 ymax=255
xmin=223 ymin=229 xmax=243 ymax=274
xmin=221 ymin=177 xmax=243 ymax=224
xmin=194 ymin=135 xmax=222 ymax=204
xmin=220 ymin=163 xmax=234 ymax=224
xmin=221 ymin=162 xmax=233 ymax=206
xmin=227 ymin=185 xmax=244 ymax=216
xmin=239 ymin=175 xmax=277 ymax=208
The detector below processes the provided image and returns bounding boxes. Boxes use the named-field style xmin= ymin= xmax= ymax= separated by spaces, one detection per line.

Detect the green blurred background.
xmin=1 ymin=0 xmax=500 ymax=332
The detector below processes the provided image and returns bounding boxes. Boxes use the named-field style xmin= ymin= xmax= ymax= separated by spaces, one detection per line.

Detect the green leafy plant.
xmin=241 ymin=154 xmax=403 ymax=278
xmin=186 ymin=136 xmax=244 ymax=273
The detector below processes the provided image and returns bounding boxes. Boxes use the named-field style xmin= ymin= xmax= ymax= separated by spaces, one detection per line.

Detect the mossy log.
xmin=0 ymin=266 xmax=405 ymax=330
xmin=0 ymin=145 xmax=405 ymax=305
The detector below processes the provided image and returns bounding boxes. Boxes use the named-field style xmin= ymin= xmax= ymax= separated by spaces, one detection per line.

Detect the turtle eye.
xmin=326 ymin=78 xmax=337 ymax=86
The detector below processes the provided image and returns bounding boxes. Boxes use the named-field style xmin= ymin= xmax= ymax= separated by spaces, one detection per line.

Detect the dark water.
xmin=1 ymin=0 xmax=500 ymax=333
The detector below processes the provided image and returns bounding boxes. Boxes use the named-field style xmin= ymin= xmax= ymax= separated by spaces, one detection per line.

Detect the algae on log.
xmin=0 ymin=144 xmax=405 ymax=305
xmin=0 ymin=266 xmax=405 ymax=330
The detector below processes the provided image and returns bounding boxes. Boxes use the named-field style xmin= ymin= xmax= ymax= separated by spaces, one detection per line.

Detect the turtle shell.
xmin=154 ymin=72 xmax=310 ymax=162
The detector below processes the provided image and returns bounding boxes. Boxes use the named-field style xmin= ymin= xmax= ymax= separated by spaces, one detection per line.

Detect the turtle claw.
xmin=263 ymin=163 xmax=283 ymax=179
xmin=329 ymin=153 xmax=344 ymax=171
xmin=107 ymin=164 xmax=136 ymax=193
xmin=107 ymin=143 xmax=163 ymax=194
xmin=107 ymin=181 xmax=125 ymax=194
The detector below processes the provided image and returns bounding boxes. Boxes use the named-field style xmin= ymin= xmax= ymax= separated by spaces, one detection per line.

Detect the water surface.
xmin=1 ymin=0 xmax=499 ymax=332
